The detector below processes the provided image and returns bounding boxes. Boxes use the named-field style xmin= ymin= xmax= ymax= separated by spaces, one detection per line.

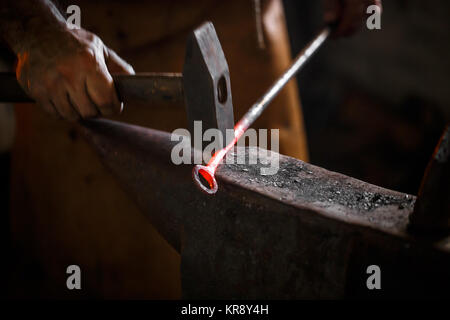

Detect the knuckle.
xmin=84 ymin=31 xmax=96 ymax=42
xmin=82 ymin=30 xmax=100 ymax=44
xmin=88 ymin=33 xmax=104 ymax=49
xmin=80 ymin=47 xmax=97 ymax=64
xmin=79 ymin=38 xmax=104 ymax=62
xmin=92 ymin=36 xmax=103 ymax=48
xmin=79 ymin=48 xmax=105 ymax=73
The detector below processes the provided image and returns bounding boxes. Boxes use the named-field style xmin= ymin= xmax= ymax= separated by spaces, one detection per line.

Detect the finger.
xmin=104 ymin=47 xmax=135 ymax=75
xmin=85 ymin=62 xmax=121 ymax=115
xmin=50 ymin=100 xmax=63 ymax=119
xmin=66 ymin=92 xmax=82 ymax=121
xmin=36 ymin=97 xmax=60 ymax=119
xmin=51 ymin=88 xmax=81 ymax=121
xmin=85 ymin=74 xmax=118 ymax=116
xmin=66 ymin=80 xmax=100 ymax=118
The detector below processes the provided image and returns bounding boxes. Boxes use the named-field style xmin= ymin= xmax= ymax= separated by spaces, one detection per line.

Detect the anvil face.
xmin=79 ymin=119 xmax=450 ymax=299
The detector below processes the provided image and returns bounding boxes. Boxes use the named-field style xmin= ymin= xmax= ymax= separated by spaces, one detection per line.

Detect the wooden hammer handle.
xmin=0 ymin=72 xmax=183 ymax=105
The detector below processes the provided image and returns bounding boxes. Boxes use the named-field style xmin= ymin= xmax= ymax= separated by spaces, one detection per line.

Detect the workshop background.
xmin=284 ymin=0 xmax=450 ymax=194
xmin=1 ymin=0 xmax=449 ymax=298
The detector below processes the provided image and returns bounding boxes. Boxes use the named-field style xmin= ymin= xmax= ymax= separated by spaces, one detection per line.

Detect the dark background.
xmin=284 ymin=0 xmax=449 ymax=195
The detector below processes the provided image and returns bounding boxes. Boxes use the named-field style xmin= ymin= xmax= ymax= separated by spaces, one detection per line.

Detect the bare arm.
xmin=0 ymin=0 xmax=134 ymax=120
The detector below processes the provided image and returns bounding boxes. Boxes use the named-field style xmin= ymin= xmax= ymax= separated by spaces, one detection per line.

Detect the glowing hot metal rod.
xmin=193 ymin=27 xmax=330 ymax=194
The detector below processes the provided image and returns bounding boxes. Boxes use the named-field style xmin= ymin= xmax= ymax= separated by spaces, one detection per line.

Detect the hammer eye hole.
xmin=217 ymin=75 xmax=228 ymax=104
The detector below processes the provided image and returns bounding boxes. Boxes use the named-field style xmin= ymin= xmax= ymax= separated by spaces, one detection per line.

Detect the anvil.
xmin=78 ymin=119 xmax=450 ymax=298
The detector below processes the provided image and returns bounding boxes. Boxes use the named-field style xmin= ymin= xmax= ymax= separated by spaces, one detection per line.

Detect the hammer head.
xmin=183 ymin=22 xmax=235 ymax=152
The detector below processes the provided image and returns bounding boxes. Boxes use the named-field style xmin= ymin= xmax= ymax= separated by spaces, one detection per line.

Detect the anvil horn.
xmin=79 ymin=119 xmax=194 ymax=252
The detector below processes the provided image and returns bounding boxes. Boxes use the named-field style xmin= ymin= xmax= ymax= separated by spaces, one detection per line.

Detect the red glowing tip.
xmin=193 ymin=165 xmax=218 ymax=195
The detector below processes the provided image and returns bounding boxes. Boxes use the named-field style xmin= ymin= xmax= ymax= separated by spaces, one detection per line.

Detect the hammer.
xmin=0 ymin=22 xmax=235 ymax=143
xmin=193 ymin=27 xmax=330 ymax=194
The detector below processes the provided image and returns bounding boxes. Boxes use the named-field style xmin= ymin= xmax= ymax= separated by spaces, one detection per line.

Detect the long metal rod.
xmin=238 ymin=27 xmax=330 ymax=132
xmin=193 ymin=27 xmax=330 ymax=194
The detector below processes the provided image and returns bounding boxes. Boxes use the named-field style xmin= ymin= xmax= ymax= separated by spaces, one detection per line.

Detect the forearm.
xmin=0 ymin=0 xmax=67 ymax=54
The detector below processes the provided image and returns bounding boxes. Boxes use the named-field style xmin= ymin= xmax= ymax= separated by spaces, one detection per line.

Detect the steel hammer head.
xmin=183 ymin=22 xmax=235 ymax=152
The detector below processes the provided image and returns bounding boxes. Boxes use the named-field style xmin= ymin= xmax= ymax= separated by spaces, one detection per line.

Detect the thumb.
xmin=104 ymin=47 xmax=135 ymax=75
